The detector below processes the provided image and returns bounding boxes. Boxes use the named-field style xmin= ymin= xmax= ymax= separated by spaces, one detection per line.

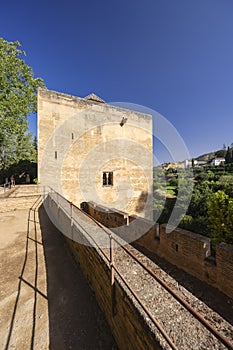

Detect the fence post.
xmin=155 ymin=223 xmax=160 ymax=238
xmin=110 ymin=234 xmax=116 ymax=316
xmin=70 ymin=201 xmax=74 ymax=240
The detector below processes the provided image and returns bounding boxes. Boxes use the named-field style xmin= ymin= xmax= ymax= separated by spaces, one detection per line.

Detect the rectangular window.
xmin=103 ymin=172 xmax=113 ymax=186
xmin=55 ymin=151 xmax=57 ymax=159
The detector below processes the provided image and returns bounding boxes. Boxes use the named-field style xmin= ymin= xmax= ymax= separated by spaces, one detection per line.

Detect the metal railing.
xmin=43 ymin=187 xmax=233 ymax=350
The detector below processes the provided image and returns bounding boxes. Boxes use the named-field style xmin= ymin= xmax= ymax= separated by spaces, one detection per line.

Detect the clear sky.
xmin=1 ymin=0 xmax=233 ymax=162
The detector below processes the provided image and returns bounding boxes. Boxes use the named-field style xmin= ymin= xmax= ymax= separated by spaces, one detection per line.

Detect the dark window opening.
xmin=175 ymin=244 xmax=178 ymax=252
xmin=103 ymin=172 xmax=113 ymax=186
xmin=55 ymin=151 xmax=57 ymax=159
xmin=71 ymin=133 xmax=74 ymax=140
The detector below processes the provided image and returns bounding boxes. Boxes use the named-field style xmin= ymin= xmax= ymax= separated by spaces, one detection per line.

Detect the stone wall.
xmin=44 ymin=194 xmax=162 ymax=350
xmin=216 ymin=243 xmax=233 ymax=298
xmin=38 ymin=89 xmax=153 ymax=219
xmin=158 ymin=225 xmax=211 ymax=281
xmin=83 ymin=201 xmax=233 ymax=300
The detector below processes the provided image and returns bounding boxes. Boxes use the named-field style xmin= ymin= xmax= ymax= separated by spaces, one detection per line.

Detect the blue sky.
xmin=1 ymin=0 xmax=233 ymax=162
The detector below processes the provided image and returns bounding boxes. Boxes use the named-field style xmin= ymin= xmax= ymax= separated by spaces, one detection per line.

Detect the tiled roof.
xmin=84 ymin=93 xmax=105 ymax=103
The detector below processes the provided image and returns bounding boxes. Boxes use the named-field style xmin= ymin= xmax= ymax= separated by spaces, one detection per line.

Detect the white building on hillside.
xmin=210 ymin=158 xmax=225 ymax=166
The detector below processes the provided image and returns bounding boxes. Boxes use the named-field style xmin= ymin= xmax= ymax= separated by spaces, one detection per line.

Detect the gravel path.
xmin=113 ymin=243 xmax=233 ymax=349
xmin=53 ymin=198 xmax=233 ymax=350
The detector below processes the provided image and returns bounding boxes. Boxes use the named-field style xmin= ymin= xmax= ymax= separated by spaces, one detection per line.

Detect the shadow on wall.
xmin=38 ymin=205 xmax=117 ymax=350
xmin=132 ymin=244 xmax=233 ymax=326
xmin=135 ymin=191 xmax=148 ymax=213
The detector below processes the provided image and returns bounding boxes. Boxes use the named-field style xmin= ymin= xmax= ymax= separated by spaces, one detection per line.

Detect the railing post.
xmin=110 ymin=235 xmax=116 ymax=316
xmin=70 ymin=201 xmax=74 ymax=240
xmin=155 ymin=223 xmax=160 ymax=238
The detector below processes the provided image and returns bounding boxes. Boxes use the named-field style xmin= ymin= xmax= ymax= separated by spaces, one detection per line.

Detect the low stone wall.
xmin=216 ymin=243 xmax=233 ymax=298
xmin=83 ymin=201 xmax=233 ymax=300
xmin=45 ymin=195 xmax=162 ymax=350
xmin=83 ymin=201 xmax=158 ymax=243
xmin=158 ymin=225 xmax=212 ymax=281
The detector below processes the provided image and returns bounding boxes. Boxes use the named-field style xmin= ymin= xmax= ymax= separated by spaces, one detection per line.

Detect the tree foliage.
xmin=155 ymin=164 xmax=233 ymax=246
xmin=0 ymin=38 xmax=45 ymax=171
xmin=225 ymin=146 xmax=233 ymax=164
xmin=208 ymin=190 xmax=233 ymax=247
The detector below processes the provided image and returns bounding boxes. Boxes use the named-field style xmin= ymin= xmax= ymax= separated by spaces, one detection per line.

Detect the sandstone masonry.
xmin=38 ymin=89 xmax=153 ymax=219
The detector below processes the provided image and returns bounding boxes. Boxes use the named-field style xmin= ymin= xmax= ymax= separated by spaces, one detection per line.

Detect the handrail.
xmin=44 ymin=187 xmax=178 ymax=349
xmin=43 ymin=187 xmax=233 ymax=350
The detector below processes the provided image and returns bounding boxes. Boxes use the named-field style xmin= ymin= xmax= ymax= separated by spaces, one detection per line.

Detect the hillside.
xmin=195 ymin=149 xmax=228 ymax=162
xmin=195 ymin=152 xmax=216 ymax=162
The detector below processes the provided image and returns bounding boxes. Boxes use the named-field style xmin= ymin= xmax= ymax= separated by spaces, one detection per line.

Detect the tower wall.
xmin=38 ymin=89 xmax=153 ymax=219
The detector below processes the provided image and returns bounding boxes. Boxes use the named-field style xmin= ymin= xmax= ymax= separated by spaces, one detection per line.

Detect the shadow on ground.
xmin=38 ymin=204 xmax=117 ymax=350
xmin=132 ymin=243 xmax=233 ymax=326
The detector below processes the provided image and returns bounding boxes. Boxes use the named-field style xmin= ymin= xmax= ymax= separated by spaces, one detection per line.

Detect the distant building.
xmin=184 ymin=159 xmax=192 ymax=169
xmin=210 ymin=158 xmax=225 ymax=166
xmin=195 ymin=160 xmax=209 ymax=167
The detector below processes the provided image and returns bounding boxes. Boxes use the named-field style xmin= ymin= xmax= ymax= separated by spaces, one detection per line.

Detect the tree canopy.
xmin=0 ymin=38 xmax=45 ymax=172
xmin=208 ymin=190 xmax=233 ymax=247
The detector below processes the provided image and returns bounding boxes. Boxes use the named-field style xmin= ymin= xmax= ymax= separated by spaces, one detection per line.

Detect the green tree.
xmin=0 ymin=38 xmax=45 ymax=170
xmin=225 ymin=146 xmax=232 ymax=164
xmin=188 ymin=181 xmax=212 ymax=218
xmin=208 ymin=190 xmax=233 ymax=247
xmin=33 ymin=136 xmax=37 ymax=151
xmin=215 ymin=149 xmax=227 ymax=158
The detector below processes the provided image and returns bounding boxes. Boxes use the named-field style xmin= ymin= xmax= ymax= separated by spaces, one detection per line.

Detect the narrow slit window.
xmin=55 ymin=151 xmax=57 ymax=159
xmin=71 ymin=133 xmax=74 ymax=140
xmin=103 ymin=172 xmax=113 ymax=186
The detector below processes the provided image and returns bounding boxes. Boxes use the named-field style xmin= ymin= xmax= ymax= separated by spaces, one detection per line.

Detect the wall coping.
xmin=217 ymin=242 xmax=233 ymax=253
xmin=38 ymin=88 xmax=152 ymax=119
xmin=161 ymin=224 xmax=211 ymax=244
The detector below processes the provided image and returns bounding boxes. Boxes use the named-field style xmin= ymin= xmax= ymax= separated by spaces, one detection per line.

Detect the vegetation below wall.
xmin=153 ymin=164 xmax=233 ymax=250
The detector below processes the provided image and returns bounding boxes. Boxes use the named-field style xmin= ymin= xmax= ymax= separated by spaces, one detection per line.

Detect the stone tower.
xmin=38 ymin=88 xmax=153 ymax=219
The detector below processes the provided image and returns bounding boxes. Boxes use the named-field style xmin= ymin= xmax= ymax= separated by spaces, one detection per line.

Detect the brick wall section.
xmin=83 ymin=201 xmax=157 ymax=243
xmin=216 ymin=243 xmax=233 ymax=299
xmin=86 ymin=202 xmax=128 ymax=228
xmin=158 ymin=225 xmax=211 ymax=281
xmin=83 ymin=202 xmax=233 ymax=300
xmin=45 ymin=195 xmax=162 ymax=350
xmin=137 ymin=226 xmax=233 ymax=299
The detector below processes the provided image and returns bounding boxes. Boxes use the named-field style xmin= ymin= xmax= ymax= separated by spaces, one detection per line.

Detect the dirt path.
xmin=0 ymin=193 xmax=116 ymax=349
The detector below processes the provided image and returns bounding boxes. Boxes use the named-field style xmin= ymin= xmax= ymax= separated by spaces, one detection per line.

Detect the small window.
xmin=71 ymin=133 xmax=74 ymax=140
xmin=55 ymin=151 xmax=57 ymax=159
xmin=103 ymin=172 xmax=113 ymax=186
xmin=175 ymin=244 xmax=178 ymax=252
